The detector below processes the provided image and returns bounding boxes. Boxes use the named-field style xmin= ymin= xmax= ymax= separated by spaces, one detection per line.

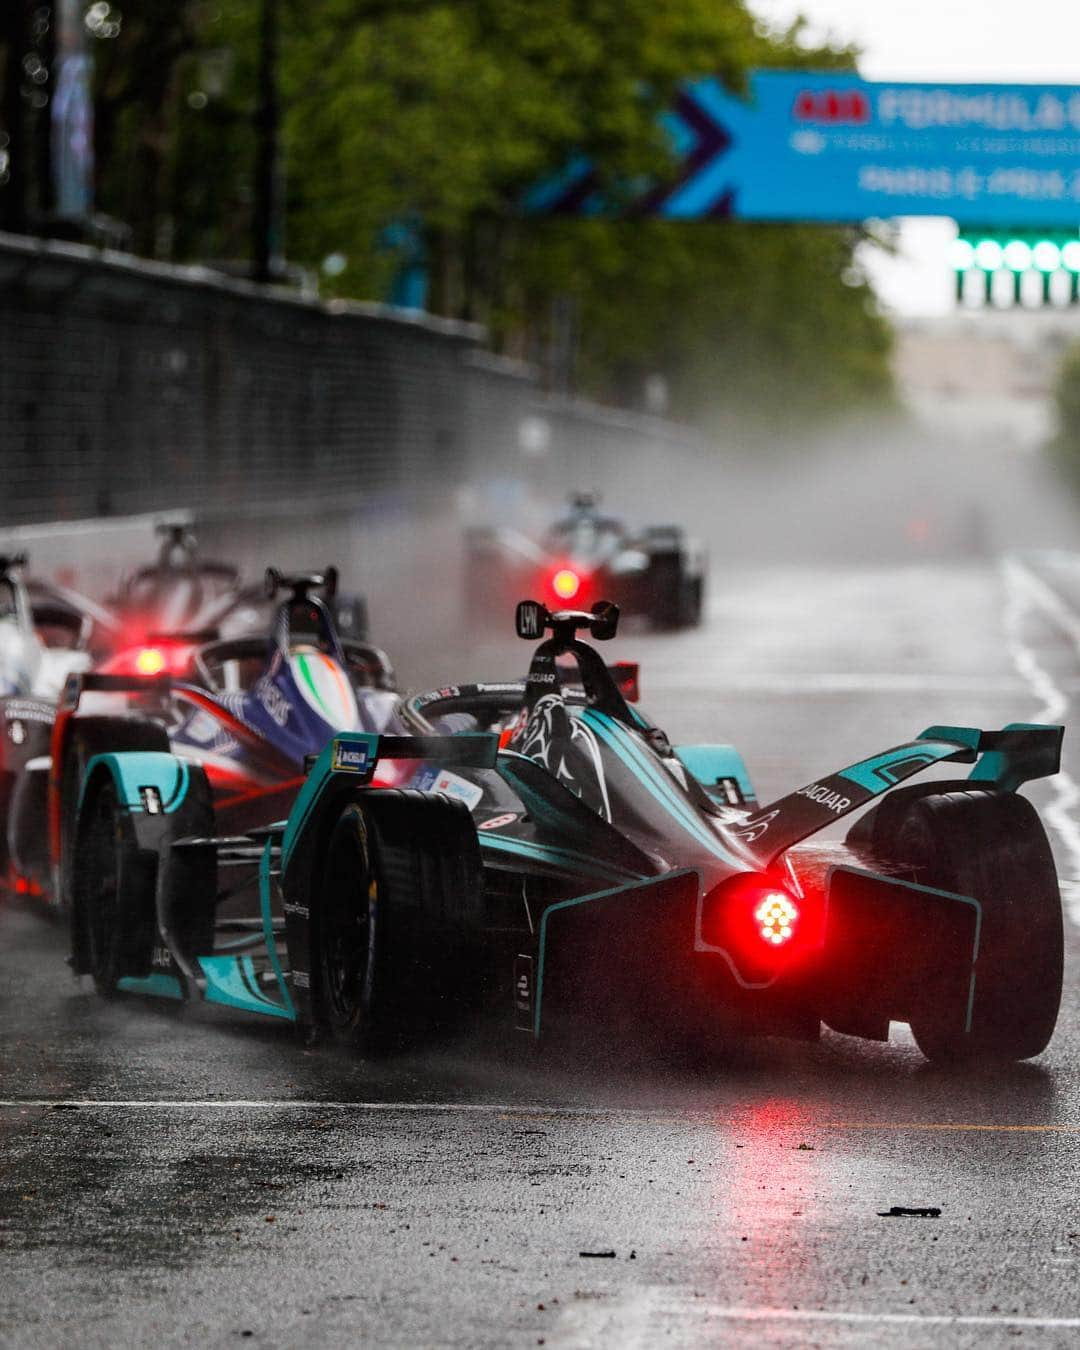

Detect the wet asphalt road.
xmin=4 ymin=556 xmax=1080 ymax=1348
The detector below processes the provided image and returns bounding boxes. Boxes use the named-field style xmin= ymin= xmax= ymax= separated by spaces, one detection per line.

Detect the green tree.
xmin=85 ymin=0 xmax=894 ymax=426
xmin=1052 ymin=343 xmax=1080 ymax=487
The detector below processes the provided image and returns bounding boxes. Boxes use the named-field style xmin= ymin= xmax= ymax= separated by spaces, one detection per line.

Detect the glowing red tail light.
xmin=700 ymin=873 xmax=808 ymax=975
xmin=552 ymin=568 xmax=581 ymax=600
xmin=753 ymin=891 xmax=799 ymax=946
xmin=134 ymin=647 xmax=167 ymax=676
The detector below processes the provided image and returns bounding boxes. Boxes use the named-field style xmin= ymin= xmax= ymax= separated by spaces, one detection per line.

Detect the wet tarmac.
xmin=3 ymin=557 xmax=1080 ymax=1347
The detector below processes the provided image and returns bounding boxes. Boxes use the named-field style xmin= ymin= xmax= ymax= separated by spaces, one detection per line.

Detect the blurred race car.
xmin=3 ymin=568 xmax=398 ymax=906
xmin=72 ymin=596 xmax=1065 ymax=1068
xmin=0 ymin=552 xmax=118 ymax=701
xmin=108 ymin=522 xmax=371 ymax=650
xmin=465 ymin=493 xmax=705 ymax=628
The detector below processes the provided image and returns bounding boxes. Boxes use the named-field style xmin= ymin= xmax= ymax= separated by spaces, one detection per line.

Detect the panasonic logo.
xmin=797 ymin=783 xmax=852 ymax=814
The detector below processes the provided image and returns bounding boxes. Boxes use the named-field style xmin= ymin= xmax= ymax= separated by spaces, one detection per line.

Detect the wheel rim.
xmin=321 ymin=810 xmax=373 ymax=1026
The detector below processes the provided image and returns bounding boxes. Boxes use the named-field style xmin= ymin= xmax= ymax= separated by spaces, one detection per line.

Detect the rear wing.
xmin=60 ymin=671 xmax=173 ymax=712
xmin=728 ymin=723 xmax=1063 ymax=869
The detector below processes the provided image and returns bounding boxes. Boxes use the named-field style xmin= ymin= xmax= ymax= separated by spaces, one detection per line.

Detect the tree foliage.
xmin=1053 ymin=343 xmax=1080 ymax=487
xmin=83 ymin=0 xmax=893 ymax=426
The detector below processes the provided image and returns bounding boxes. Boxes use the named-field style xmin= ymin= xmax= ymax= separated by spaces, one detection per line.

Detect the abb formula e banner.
xmin=526 ymin=71 xmax=1080 ymax=226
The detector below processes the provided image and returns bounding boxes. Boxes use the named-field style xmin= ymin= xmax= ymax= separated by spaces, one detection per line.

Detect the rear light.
xmin=700 ymin=873 xmax=811 ymax=978
xmin=134 ymin=647 xmax=167 ymax=676
xmin=754 ymin=892 xmax=799 ymax=946
xmin=552 ymin=569 xmax=580 ymax=601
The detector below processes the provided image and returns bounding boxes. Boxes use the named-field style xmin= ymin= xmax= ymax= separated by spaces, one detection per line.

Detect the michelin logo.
xmin=332 ymin=741 xmax=370 ymax=774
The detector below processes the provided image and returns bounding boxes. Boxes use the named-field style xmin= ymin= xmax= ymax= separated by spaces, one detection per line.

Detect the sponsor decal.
xmin=513 ymin=954 xmax=534 ymax=1030
xmin=7 ymin=719 xmax=25 ymax=746
xmin=527 ymin=671 xmax=557 ymax=684
xmin=476 ymin=682 xmax=524 ymax=695
xmin=3 ymin=699 xmax=53 ymax=724
xmin=151 ymin=945 xmax=173 ymax=969
xmin=430 ymin=769 xmax=484 ymax=811
xmin=332 ymin=740 xmax=370 ymax=775
xmin=479 ymin=812 xmax=518 ymax=831
xmin=517 ymin=604 xmax=544 ymax=638
xmin=283 ymin=901 xmax=309 ymax=919
xmin=796 ymin=782 xmax=852 ymax=814
xmin=291 ymin=969 xmax=310 ymax=990
xmin=140 ymin=786 xmax=163 ymax=815
xmin=257 ymin=678 xmax=291 ymax=728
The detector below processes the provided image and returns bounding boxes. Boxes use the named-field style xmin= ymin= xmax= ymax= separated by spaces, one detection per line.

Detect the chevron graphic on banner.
xmin=522 ymin=84 xmax=737 ymax=218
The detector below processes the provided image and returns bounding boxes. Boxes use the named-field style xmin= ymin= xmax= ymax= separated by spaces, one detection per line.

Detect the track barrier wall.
xmin=0 ymin=231 xmax=713 ymax=667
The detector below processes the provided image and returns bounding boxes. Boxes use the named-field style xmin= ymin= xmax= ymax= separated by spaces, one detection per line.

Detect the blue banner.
xmin=527 ymin=72 xmax=1080 ymax=226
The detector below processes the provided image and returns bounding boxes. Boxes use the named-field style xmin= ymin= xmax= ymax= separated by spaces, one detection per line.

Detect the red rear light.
xmin=134 ymin=647 xmax=166 ymax=676
xmin=701 ymin=873 xmax=810 ymax=978
xmin=553 ymin=568 xmax=580 ymax=600
xmin=754 ymin=892 xmax=799 ymax=946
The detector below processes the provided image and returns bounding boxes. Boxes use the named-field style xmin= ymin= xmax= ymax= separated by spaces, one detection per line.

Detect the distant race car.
xmin=0 ymin=552 xmax=114 ymax=701
xmin=3 ymin=568 xmax=398 ymax=907
xmin=70 ymin=597 xmax=1064 ymax=1068
xmin=465 ymin=493 xmax=705 ymax=628
xmin=108 ymin=522 xmax=371 ymax=652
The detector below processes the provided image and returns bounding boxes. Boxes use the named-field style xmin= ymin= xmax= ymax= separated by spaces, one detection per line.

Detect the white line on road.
xmin=1002 ymin=557 xmax=1080 ymax=927
xmin=553 ymin=1296 xmax=1080 ymax=1344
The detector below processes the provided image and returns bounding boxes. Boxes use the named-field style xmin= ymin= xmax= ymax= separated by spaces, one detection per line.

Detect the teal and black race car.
xmin=70 ymin=599 xmax=1065 ymax=1066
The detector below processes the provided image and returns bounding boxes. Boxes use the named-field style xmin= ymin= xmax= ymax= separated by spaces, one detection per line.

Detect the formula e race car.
xmin=109 ymin=522 xmax=371 ymax=648
xmin=69 ymin=598 xmax=1064 ymax=1067
xmin=5 ymin=568 xmax=398 ymax=906
xmin=0 ymin=552 xmax=114 ymax=701
xmin=465 ymin=493 xmax=705 ymax=629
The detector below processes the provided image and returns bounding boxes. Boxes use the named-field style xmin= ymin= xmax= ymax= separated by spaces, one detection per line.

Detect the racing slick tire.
xmin=682 ymin=575 xmax=705 ymax=628
xmin=868 ymin=787 xmax=1063 ymax=1064
xmin=72 ymin=778 xmax=156 ymax=997
xmin=648 ymin=555 xmax=686 ymax=631
xmin=313 ymin=791 xmax=484 ymax=1054
xmin=58 ymin=716 xmax=169 ymax=912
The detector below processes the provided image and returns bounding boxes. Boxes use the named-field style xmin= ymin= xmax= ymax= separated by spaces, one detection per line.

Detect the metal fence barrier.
xmin=0 ymin=230 xmax=712 ymax=533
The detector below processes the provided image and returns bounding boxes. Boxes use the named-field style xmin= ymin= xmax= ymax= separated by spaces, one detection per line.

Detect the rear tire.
xmin=872 ymin=788 xmax=1062 ymax=1064
xmin=314 ymin=793 xmax=483 ymax=1054
xmin=73 ymin=779 xmax=156 ymax=996
xmin=649 ymin=556 xmax=684 ymax=631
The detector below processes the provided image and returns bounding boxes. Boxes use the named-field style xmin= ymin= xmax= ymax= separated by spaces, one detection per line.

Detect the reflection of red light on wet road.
xmin=713 ymin=1099 xmax=823 ymax=1307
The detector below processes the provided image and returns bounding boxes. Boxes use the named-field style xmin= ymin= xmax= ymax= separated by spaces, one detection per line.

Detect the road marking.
xmin=1002 ymin=557 xmax=1080 ymax=926
xmin=2 ymin=1099 xmax=1079 ymax=1131
xmin=556 ymin=1296 xmax=1080 ymax=1342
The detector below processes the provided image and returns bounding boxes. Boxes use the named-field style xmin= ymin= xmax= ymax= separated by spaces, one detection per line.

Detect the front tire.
xmin=58 ymin=716 xmax=169 ymax=911
xmin=73 ymin=779 xmax=156 ymax=996
xmin=313 ymin=793 xmax=484 ymax=1054
xmin=873 ymin=788 xmax=1063 ymax=1064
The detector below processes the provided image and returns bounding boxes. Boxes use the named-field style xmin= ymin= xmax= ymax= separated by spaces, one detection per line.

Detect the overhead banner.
xmin=526 ymin=72 xmax=1080 ymax=226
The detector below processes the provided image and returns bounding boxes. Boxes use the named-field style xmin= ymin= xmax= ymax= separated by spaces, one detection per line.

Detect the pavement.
xmin=3 ymin=554 xmax=1080 ymax=1348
